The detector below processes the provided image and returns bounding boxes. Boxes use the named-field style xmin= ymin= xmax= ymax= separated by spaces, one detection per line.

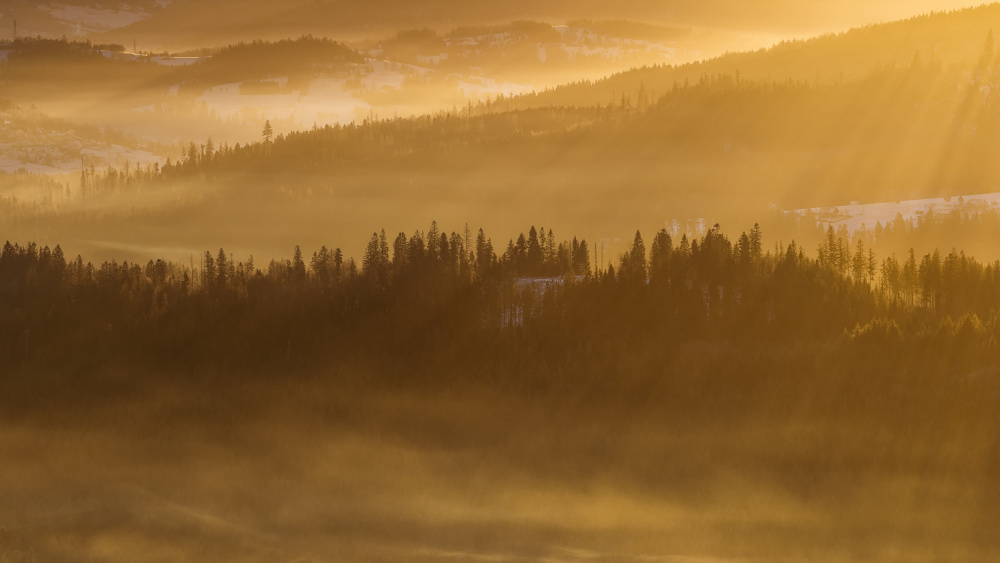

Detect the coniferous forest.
xmin=4 ymin=221 xmax=1000 ymax=559
xmin=8 ymin=220 xmax=1000 ymax=372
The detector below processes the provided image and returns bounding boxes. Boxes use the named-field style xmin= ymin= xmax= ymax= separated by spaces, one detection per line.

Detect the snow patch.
xmin=150 ymin=56 xmax=202 ymax=66
xmin=101 ymin=51 xmax=204 ymax=66
xmin=786 ymin=193 xmax=1000 ymax=233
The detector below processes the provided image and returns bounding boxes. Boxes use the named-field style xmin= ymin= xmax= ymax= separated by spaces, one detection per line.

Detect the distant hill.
xmin=6 ymin=3 xmax=1000 ymax=264
xmin=0 ymin=36 xmax=367 ymax=142
xmin=48 ymin=0 xmax=982 ymax=51
xmin=506 ymin=4 xmax=1000 ymax=110
xmin=134 ymin=5 xmax=1000 ymax=212
xmin=25 ymin=50 xmax=993 ymax=263
xmin=0 ymin=36 xmax=362 ymax=97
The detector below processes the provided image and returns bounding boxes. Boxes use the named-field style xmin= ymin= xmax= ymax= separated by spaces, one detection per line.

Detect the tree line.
xmin=5 ymin=220 xmax=1000 ymax=375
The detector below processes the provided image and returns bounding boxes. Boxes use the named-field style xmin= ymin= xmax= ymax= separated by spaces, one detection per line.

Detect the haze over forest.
xmin=4 ymin=2 xmax=1000 ymax=562
xmin=4 ymin=1 xmax=1000 ymax=263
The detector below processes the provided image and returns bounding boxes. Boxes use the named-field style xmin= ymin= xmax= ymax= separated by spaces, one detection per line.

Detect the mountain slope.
xmin=75 ymin=0 xmax=985 ymax=50
xmin=7 ymin=4 xmax=1000 ymax=264
xmin=507 ymin=4 xmax=1000 ymax=110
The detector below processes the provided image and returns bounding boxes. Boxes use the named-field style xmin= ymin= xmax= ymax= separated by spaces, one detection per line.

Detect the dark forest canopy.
xmin=0 ymin=36 xmax=364 ymax=98
xmin=5 ymin=220 xmax=1000 ymax=374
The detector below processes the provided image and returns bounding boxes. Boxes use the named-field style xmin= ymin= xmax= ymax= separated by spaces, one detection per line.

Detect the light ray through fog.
xmin=928 ymin=34 xmax=997 ymax=195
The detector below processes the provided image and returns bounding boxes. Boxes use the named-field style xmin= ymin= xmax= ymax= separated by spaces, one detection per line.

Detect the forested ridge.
xmin=9 ymin=10 xmax=1000 ymax=270
xmin=70 ymin=47 xmax=1000 ymax=211
xmin=511 ymin=3 xmax=1000 ymax=110
xmin=0 ymin=36 xmax=363 ymax=99
xmin=5 ymin=220 xmax=1000 ymax=376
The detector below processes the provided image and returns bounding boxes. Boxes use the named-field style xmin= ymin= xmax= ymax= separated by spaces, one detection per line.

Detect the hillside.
xmin=0 ymin=23 xmax=768 ymax=144
xmin=0 ymin=36 xmax=366 ymax=142
xmin=16 ymin=56 xmax=995 ymax=260
xmin=507 ymin=4 xmax=1000 ymax=110
xmin=72 ymin=0 xmax=985 ymax=49
xmin=6 ymin=5 xmax=1000 ymax=264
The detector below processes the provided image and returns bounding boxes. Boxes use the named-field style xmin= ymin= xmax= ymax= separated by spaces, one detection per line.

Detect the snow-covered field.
xmin=0 ymin=103 xmax=165 ymax=174
xmin=0 ymin=144 xmax=162 ymax=174
xmin=101 ymin=51 xmax=203 ymax=66
xmin=150 ymin=55 xmax=201 ymax=66
xmin=787 ymin=193 xmax=1000 ymax=232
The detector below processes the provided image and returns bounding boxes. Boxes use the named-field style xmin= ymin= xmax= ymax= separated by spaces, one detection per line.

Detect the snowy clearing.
xmin=786 ymin=193 xmax=1000 ymax=232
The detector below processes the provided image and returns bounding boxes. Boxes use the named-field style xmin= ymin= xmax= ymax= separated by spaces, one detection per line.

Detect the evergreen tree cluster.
xmin=5 ymin=221 xmax=1000 ymax=374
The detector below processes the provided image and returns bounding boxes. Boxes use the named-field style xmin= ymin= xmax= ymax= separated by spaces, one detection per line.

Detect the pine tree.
xmin=450 ymin=232 xmax=466 ymax=277
xmin=574 ymin=238 xmax=590 ymax=277
xmin=332 ymin=248 xmax=343 ymax=282
xmin=203 ymin=251 xmax=216 ymax=291
xmin=749 ymin=223 xmax=763 ymax=263
xmin=427 ymin=221 xmax=440 ymax=263
xmin=650 ymin=229 xmax=672 ymax=284
xmin=475 ymin=228 xmax=493 ymax=279
xmin=363 ymin=232 xmax=383 ymax=284
xmin=628 ymin=230 xmax=647 ymax=282
xmin=514 ymin=233 xmax=528 ymax=274
xmin=292 ymin=245 xmax=306 ymax=284
xmin=852 ymin=240 xmax=867 ymax=283
xmin=216 ymin=247 xmax=228 ymax=290
xmin=379 ymin=229 xmax=390 ymax=270
xmin=545 ymin=228 xmax=557 ymax=274
xmin=393 ymin=232 xmax=408 ymax=278
xmin=526 ymin=226 xmax=543 ymax=276
xmin=867 ymin=249 xmax=878 ymax=286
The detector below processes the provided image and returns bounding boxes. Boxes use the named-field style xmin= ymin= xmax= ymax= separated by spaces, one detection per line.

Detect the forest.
xmin=4 ymin=220 xmax=1000 ymax=560
xmin=6 ymin=219 xmax=1000 ymax=371
xmin=13 ymin=49 xmax=1000 ymax=267
xmin=8 ymin=7 xmax=1000 ymax=270
xmin=0 ymin=36 xmax=363 ymax=99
